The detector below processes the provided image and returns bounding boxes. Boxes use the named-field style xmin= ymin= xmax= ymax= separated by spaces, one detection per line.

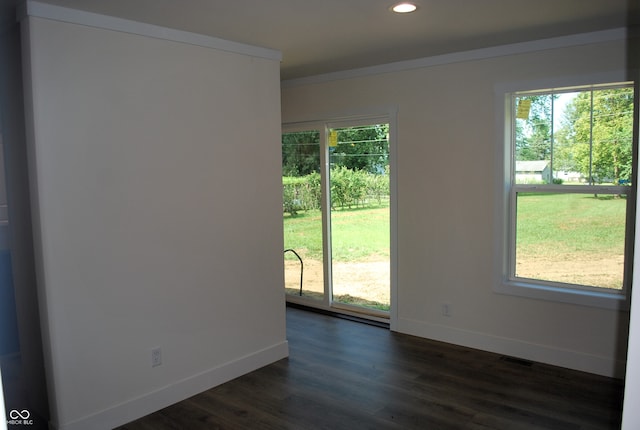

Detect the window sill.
xmin=494 ymin=279 xmax=629 ymax=311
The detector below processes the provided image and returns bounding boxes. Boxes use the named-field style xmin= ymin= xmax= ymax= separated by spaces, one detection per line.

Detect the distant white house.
xmin=515 ymin=160 xmax=551 ymax=183
xmin=554 ymin=170 xmax=584 ymax=183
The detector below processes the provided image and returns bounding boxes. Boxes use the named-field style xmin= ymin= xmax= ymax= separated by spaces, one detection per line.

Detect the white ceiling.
xmin=20 ymin=0 xmax=640 ymax=80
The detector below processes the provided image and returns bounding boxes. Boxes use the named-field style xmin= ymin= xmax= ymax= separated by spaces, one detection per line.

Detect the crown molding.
xmin=282 ymin=28 xmax=627 ymax=88
xmin=18 ymin=0 xmax=282 ymax=62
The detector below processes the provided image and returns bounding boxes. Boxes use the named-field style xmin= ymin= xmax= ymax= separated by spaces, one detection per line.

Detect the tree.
xmin=282 ymin=125 xmax=391 ymax=176
xmin=282 ymin=130 xmax=320 ymax=177
xmin=559 ymin=88 xmax=634 ymax=184
xmin=330 ymin=124 xmax=389 ymax=173
xmin=515 ymin=94 xmax=553 ymax=161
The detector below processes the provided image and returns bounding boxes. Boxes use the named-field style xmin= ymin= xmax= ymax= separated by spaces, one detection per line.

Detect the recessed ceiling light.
xmin=391 ymin=2 xmax=418 ymax=13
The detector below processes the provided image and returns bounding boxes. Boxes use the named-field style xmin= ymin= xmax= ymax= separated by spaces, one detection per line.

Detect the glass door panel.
xmin=328 ymin=124 xmax=390 ymax=313
xmin=282 ymin=130 xmax=324 ymax=301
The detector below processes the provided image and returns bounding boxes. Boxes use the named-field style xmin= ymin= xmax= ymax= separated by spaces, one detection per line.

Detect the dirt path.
xmin=285 ymin=254 xmax=624 ymax=301
xmin=516 ymin=254 xmax=624 ymax=289
xmin=285 ymin=259 xmax=390 ymax=304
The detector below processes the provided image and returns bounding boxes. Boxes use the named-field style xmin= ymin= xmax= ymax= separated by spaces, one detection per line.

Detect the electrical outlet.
xmin=151 ymin=347 xmax=162 ymax=367
xmin=442 ymin=303 xmax=452 ymax=317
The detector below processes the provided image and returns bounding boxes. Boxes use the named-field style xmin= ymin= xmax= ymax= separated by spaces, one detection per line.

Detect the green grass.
xmin=515 ymin=192 xmax=627 ymax=289
xmin=283 ymin=204 xmax=389 ymax=262
xmin=283 ymin=211 xmax=324 ymax=261
xmin=330 ymin=206 xmax=390 ymax=261
xmin=284 ymin=194 xmax=627 ymax=261
xmin=516 ymin=193 xmax=627 ymax=257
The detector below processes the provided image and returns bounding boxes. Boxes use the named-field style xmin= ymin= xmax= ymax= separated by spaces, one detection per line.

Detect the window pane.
xmin=555 ymin=88 xmax=635 ymax=186
xmin=591 ymin=89 xmax=635 ymax=185
xmin=514 ymin=192 xmax=627 ymax=290
xmin=514 ymin=94 xmax=552 ymax=184
xmin=282 ymin=131 xmax=324 ymax=300
xmin=552 ymin=91 xmax=583 ymax=184
xmin=516 ymin=87 xmax=635 ymax=187
xmin=329 ymin=124 xmax=390 ymax=312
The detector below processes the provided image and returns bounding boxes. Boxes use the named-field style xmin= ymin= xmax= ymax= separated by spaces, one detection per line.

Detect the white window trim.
xmin=494 ymin=73 xmax=636 ymax=311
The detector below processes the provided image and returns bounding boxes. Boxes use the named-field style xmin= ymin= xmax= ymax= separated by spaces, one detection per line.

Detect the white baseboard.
xmin=395 ymin=317 xmax=625 ymax=379
xmin=56 ymin=341 xmax=289 ymax=430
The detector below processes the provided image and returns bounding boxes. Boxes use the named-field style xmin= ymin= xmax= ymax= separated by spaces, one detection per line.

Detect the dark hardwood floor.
xmin=117 ymin=306 xmax=624 ymax=429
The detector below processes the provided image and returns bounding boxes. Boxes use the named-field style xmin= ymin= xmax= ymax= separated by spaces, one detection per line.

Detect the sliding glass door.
xmin=282 ymin=117 xmax=393 ymax=319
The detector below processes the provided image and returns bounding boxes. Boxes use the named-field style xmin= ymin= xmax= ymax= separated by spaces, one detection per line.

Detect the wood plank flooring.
xmin=116 ymin=306 xmax=624 ymax=429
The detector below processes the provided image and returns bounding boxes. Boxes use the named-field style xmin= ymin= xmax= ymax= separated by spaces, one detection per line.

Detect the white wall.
xmin=621 ymin=55 xmax=640 ymax=427
xmin=282 ymin=33 xmax=631 ymax=378
xmin=623 ymin=172 xmax=640 ymax=428
xmin=21 ymin=5 xmax=287 ymax=430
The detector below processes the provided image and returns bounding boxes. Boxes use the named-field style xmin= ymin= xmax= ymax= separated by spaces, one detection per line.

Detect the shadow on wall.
xmin=0 ymin=234 xmax=19 ymax=356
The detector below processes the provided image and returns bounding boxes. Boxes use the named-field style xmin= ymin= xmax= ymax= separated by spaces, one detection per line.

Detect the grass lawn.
xmin=285 ymin=193 xmax=626 ymax=260
xmin=516 ymin=193 xmax=627 ymax=254
xmin=516 ymin=192 xmax=627 ymax=288
xmin=283 ymin=204 xmax=389 ymax=262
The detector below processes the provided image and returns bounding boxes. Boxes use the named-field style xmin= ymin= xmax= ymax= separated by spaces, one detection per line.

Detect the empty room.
xmin=1 ymin=0 xmax=639 ymax=429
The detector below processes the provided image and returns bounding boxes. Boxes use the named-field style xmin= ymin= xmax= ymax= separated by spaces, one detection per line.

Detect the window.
xmin=499 ymin=81 xmax=636 ymax=308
